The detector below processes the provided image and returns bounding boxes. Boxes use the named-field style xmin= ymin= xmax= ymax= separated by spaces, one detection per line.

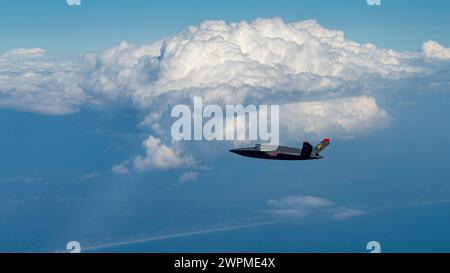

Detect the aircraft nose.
xmin=229 ymin=149 xmax=243 ymax=155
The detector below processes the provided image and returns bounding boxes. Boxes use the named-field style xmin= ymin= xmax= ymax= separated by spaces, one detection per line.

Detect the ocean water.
xmin=89 ymin=202 xmax=450 ymax=253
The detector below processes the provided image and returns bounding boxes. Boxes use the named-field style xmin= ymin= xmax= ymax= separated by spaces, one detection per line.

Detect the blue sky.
xmin=1 ymin=0 xmax=450 ymax=253
xmin=2 ymin=0 xmax=450 ymax=55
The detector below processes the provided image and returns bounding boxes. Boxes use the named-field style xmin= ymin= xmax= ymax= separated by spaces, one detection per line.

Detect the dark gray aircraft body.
xmin=230 ymin=139 xmax=330 ymax=161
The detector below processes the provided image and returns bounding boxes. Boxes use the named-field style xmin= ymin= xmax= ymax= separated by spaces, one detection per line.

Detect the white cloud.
xmin=178 ymin=171 xmax=199 ymax=183
xmin=0 ymin=48 xmax=85 ymax=115
xmin=1 ymin=18 xmax=439 ymax=119
xmin=267 ymin=195 xmax=332 ymax=219
xmin=2 ymin=48 xmax=46 ymax=59
xmin=423 ymin=41 xmax=450 ymax=60
xmin=0 ymin=18 xmax=443 ymax=117
xmin=127 ymin=18 xmax=417 ymax=100
xmin=77 ymin=18 xmax=433 ymax=142
xmin=81 ymin=41 xmax=162 ymax=103
xmin=1 ymin=18 xmax=450 ymax=170
xmin=268 ymin=195 xmax=332 ymax=209
xmin=280 ymin=96 xmax=389 ymax=139
xmin=112 ymin=163 xmax=130 ymax=175
xmin=133 ymin=135 xmax=196 ymax=170
xmin=267 ymin=195 xmax=365 ymax=221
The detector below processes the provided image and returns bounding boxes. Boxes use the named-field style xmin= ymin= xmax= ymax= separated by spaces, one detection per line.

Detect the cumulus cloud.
xmin=1 ymin=18 xmax=439 ymax=117
xmin=2 ymin=48 xmax=46 ymax=59
xmin=1 ymin=18 xmax=444 ymax=113
xmin=1 ymin=18 xmax=450 ymax=171
xmin=0 ymin=48 xmax=85 ymax=115
xmin=133 ymin=135 xmax=197 ymax=170
xmin=267 ymin=195 xmax=364 ymax=221
xmin=423 ymin=41 xmax=450 ymax=60
xmin=81 ymin=41 xmax=162 ymax=104
xmin=280 ymin=96 xmax=389 ymax=139
xmin=65 ymin=19 xmax=447 ymax=139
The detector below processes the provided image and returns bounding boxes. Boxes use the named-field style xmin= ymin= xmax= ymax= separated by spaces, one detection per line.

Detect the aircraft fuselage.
xmin=230 ymin=139 xmax=330 ymax=161
xmin=230 ymin=145 xmax=321 ymax=161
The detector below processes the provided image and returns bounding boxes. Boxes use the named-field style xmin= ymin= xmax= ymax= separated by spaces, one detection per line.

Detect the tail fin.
xmin=312 ymin=138 xmax=330 ymax=158
xmin=300 ymin=142 xmax=313 ymax=158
